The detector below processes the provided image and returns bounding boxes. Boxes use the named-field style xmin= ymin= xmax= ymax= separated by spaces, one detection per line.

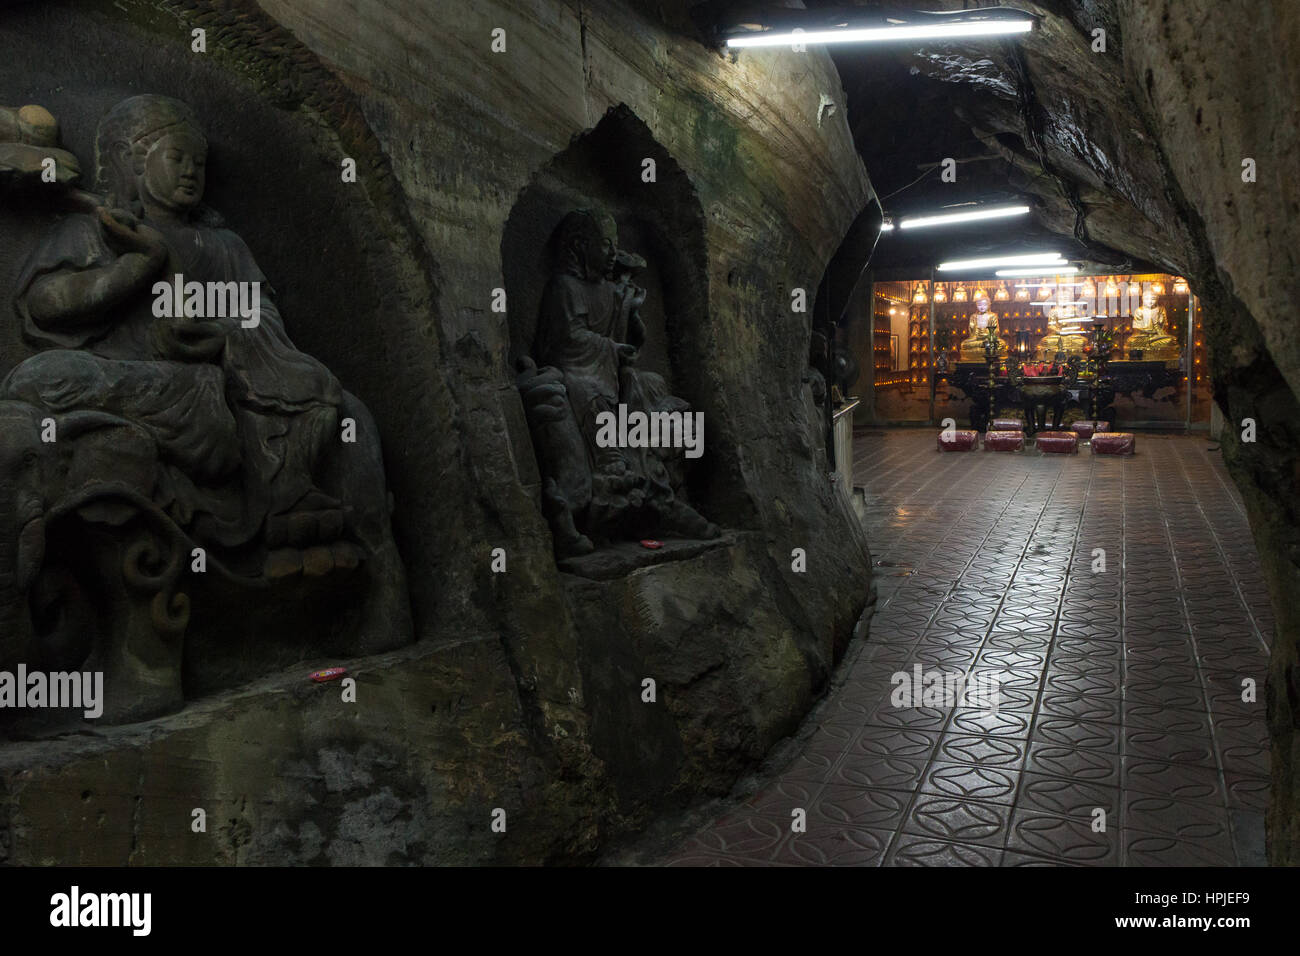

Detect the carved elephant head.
xmin=0 ymin=399 xmax=159 ymax=671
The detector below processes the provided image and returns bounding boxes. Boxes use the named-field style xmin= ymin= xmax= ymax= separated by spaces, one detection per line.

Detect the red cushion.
xmin=1035 ymin=431 xmax=1079 ymax=454
xmin=1071 ymin=420 xmax=1111 ymax=438
xmin=990 ymin=418 xmax=1024 ymax=431
xmin=1092 ymin=432 xmax=1136 ymax=455
xmin=984 ymin=430 xmax=1025 ymax=451
xmin=938 ymin=429 xmax=979 ymax=451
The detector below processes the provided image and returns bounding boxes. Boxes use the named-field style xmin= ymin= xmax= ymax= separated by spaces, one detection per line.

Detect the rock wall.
xmin=1117 ymin=0 xmax=1300 ymax=866
xmin=0 ymin=0 xmax=875 ymax=863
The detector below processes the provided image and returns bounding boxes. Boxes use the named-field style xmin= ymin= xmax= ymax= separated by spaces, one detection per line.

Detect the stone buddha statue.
xmin=1037 ymin=291 xmax=1088 ymax=362
xmin=9 ymin=95 xmax=402 ymax=577
xmin=518 ymin=207 xmax=717 ymax=557
xmin=0 ymin=93 xmax=411 ymax=722
xmin=1128 ymin=288 xmax=1180 ymax=363
xmin=958 ymin=294 xmax=1002 ymax=362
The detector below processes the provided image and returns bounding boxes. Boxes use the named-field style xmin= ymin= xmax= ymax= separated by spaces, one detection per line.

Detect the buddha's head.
xmin=1142 ymin=289 xmax=1157 ymax=308
xmin=96 ymin=95 xmax=207 ymax=217
xmin=556 ymin=208 xmax=618 ymax=280
xmin=974 ymin=294 xmax=990 ymax=313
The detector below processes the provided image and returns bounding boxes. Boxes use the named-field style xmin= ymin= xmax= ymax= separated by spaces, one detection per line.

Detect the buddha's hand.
xmin=97 ymin=206 xmax=167 ymax=264
xmin=616 ymin=343 xmax=638 ymax=366
xmin=151 ymin=317 xmax=228 ymax=362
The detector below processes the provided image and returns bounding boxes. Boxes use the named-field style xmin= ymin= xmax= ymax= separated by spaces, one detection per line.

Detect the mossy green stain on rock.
xmin=673 ymin=89 xmax=743 ymax=181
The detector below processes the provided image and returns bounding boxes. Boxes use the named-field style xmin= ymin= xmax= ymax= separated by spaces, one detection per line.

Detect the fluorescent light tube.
xmin=900 ymin=205 xmax=1030 ymax=229
xmin=938 ymin=253 xmax=1064 ymax=271
xmin=1000 ymin=266 xmax=1079 ymax=277
xmin=727 ymin=21 xmax=1033 ymax=48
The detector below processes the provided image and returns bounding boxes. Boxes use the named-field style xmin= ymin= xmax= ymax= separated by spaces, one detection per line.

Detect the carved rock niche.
xmin=0 ymin=3 xmax=418 ymax=732
xmin=502 ymin=105 xmax=721 ymax=574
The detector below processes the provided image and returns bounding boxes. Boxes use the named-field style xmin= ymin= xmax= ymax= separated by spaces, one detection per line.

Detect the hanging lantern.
xmin=1103 ymin=277 xmax=1119 ymax=297
xmin=1173 ymin=276 xmax=1189 ymax=294
xmin=1128 ymin=279 xmax=1141 ymax=295
xmin=913 ymin=283 xmax=928 ymax=304
xmin=954 ymin=285 xmax=968 ymax=302
xmin=1038 ymin=282 xmax=1052 ymax=299
xmin=933 ymin=284 xmax=947 ymax=303
xmin=994 ymin=283 xmax=1010 ymax=301
xmin=1015 ymin=284 xmax=1030 ymax=300
xmin=1081 ymin=277 xmax=1096 ymax=298
xmin=1151 ymin=281 xmax=1165 ymax=295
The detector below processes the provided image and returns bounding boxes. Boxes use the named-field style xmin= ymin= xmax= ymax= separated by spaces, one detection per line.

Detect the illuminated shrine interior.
xmin=864 ymin=272 xmax=1209 ymax=427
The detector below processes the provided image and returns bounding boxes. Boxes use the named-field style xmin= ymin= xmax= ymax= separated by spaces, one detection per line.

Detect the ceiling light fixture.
xmin=997 ymin=266 xmax=1078 ymax=277
xmin=939 ymin=252 xmax=1065 ymax=272
xmin=725 ymin=19 xmax=1033 ymax=48
xmin=898 ymin=204 xmax=1030 ymax=230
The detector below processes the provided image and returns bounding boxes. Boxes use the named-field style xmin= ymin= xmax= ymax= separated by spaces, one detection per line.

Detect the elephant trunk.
xmin=0 ymin=497 xmax=43 ymax=662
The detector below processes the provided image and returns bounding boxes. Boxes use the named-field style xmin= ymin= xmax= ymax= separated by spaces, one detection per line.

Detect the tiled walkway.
xmin=663 ymin=430 xmax=1273 ymax=866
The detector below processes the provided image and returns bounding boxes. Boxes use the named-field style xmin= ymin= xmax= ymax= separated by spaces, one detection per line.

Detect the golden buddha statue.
xmin=1036 ymin=292 xmax=1089 ymax=362
xmin=1128 ymin=289 xmax=1180 ymax=364
xmin=958 ymin=294 xmax=1002 ymax=362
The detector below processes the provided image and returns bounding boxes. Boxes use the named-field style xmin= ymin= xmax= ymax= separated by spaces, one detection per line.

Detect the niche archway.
xmin=0 ymin=0 xmax=451 ymax=702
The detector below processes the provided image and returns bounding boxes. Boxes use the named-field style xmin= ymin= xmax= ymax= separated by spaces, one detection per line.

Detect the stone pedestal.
xmin=0 ymin=532 xmax=859 ymax=865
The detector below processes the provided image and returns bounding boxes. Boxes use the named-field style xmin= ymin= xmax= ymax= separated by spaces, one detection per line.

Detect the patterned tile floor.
xmin=663 ymin=430 xmax=1273 ymax=866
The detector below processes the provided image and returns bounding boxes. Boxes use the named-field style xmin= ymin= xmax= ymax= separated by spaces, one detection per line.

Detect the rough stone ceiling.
xmin=799 ymin=0 xmax=1177 ymax=275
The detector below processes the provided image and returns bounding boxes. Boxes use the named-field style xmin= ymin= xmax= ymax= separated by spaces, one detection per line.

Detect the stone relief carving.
xmin=516 ymin=208 xmax=717 ymax=558
xmin=0 ymin=95 xmax=410 ymax=725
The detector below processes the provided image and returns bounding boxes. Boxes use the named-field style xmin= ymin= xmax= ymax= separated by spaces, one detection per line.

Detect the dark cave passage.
xmin=751 ymin=0 xmax=1298 ymax=867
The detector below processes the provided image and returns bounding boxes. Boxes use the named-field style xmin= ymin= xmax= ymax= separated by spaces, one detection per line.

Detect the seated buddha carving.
xmin=958 ymin=294 xmax=1002 ymax=362
xmin=1037 ymin=294 xmax=1089 ymax=362
xmin=1128 ymin=288 xmax=1180 ymax=364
